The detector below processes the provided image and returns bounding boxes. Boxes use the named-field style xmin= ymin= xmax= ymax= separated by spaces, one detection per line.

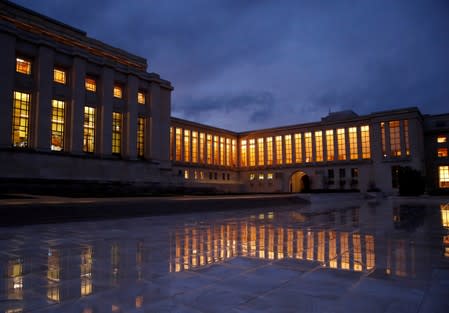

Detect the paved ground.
xmin=0 ymin=195 xmax=448 ymax=312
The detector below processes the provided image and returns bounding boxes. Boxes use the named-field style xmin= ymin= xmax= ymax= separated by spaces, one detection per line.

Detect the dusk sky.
xmin=13 ymin=0 xmax=449 ymax=132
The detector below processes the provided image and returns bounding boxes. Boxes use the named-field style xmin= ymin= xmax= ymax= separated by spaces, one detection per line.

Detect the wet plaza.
xmin=1 ymin=196 xmax=449 ymax=313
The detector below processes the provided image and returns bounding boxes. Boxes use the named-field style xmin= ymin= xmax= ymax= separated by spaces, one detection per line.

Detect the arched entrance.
xmin=289 ymin=171 xmax=310 ymax=193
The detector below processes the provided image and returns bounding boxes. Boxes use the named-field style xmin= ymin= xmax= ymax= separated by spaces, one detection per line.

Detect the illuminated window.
xmin=241 ymin=140 xmax=247 ymax=167
xmin=438 ymin=148 xmax=448 ymax=157
xmin=259 ymin=173 xmax=264 ymax=180
xmin=249 ymin=173 xmax=255 ymax=180
xmin=349 ymin=127 xmax=358 ymax=160
xmin=184 ymin=129 xmax=190 ymax=162
xmin=175 ymin=128 xmax=182 ymax=161
xmin=112 ymin=112 xmax=122 ymax=154
xmin=8 ymin=259 xmax=23 ymax=300
xmin=304 ymin=132 xmax=312 ymax=162
xmin=438 ymin=136 xmax=447 ymax=143
xmin=80 ymin=247 xmax=93 ymax=296
xmin=275 ymin=136 xmax=283 ymax=164
xmin=326 ymin=130 xmax=334 ymax=161
xmin=267 ymin=173 xmax=273 ymax=180
xmin=53 ymin=68 xmax=66 ymax=84
xmin=220 ymin=137 xmax=225 ymax=166
xmin=365 ymin=235 xmax=375 ymax=270
xmin=294 ymin=133 xmax=302 ymax=163
xmin=47 ymin=247 xmax=60 ymax=302
xmin=226 ymin=138 xmax=231 ymax=166
xmin=266 ymin=137 xmax=273 ymax=165
xmin=257 ymin=138 xmax=264 ymax=166
xmin=16 ymin=57 xmax=31 ymax=74
xmin=232 ymin=139 xmax=237 ymax=167
xmin=439 ymin=166 xmax=449 ymax=188
xmin=361 ymin=125 xmax=370 ymax=159
xmin=389 ymin=120 xmax=401 ymax=157
xmin=340 ymin=232 xmax=349 ymax=269
xmin=83 ymin=107 xmax=95 ymax=153
xmin=404 ymin=120 xmax=410 ymax=156
xmin=353 ymin=234 xmax=362 ymax=271
xmin=441 ymin=204 xmax=449 ymax=228
xmin=113 ymin=85 xmax=122 ymax=99
xmin=249 ymin=139 xmax=256 ymax=166
xmin=199 ymin=133 xmax=205 ymax=163
xmin=85 ymin=77 xmax=96 ymax=92
xmin=12 ymin=91 xmax=31 ymax=147
xmin=285 ymin=135 xmax=292 ymax=164
xmin=137 ymin=91 xmax=145 ymax=104
xmin=328 ymin=231 xmax=337 ymax=268
xmin=170 ymin=127 xmax=173 ymax=160
xmin=192 ymin=131 xmax=198 ymax=163
xmin=184 ymin=170 xmax=189 ymax=179
xmin=337 ymin=128 xmax=346 ymax=160
xmin=213 ymin=136 xmax=219 ymax=165
xmin=137 ymin=117 xmax=145 ymax=158
xmin=51 ymin=100 xmax=65 ymax=151
xmin=381 ymin=122 xmax=386 ymax=157
xmin=315 ymin=131 xmax=323 ymax=162
xmin=207 ymin=134 xmax=212 ymax=164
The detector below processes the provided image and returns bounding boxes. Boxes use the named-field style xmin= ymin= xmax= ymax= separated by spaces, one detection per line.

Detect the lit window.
xmin=51 ymin=100 xmax=65 ymax=151
xmin=12 ymin=91 xmax=31 ymax=147
xmin=232 ymin=139 xmax=237 ymax=167
xmin=113 ymin=85 xmax=122 ymax=99
xmin=438 ymin=148 xmax=448 ymax=157
xmin=389 ymin=120 xmax=401 ymax=157
xmin=53 ymin=69 xmax=66 ymax=84
xmin=381 ymin=122 xmax=386 ymax=157
xmin=404 ymin=120 xmax=410 ymax=156
xmin=207 ymin=134 xmax=212 ymax=164
xmin=175 ymin=128 xmax=182 ymax=161
xmin=220 ymin=137 xmax=225 ymax=166
xmin=360 ymin=125 xmax=371 ymax=159
xmin=258 ymin=138 xmax=264 ymax=166
xmin=83 ymin=107 xmax=95 ymax=153
xmin=266 ymin=137 xmax=273 ymax=165
xmin=439 ymin=166 xmax=449 ymax=188
xmin=438 ymin=136 xmax=447 ymax=143
xmin=226 ymin=138 xmax=231 ymax=166
xmin=258 ymin=173 xmax=264 ymax=180
xmin=267 ymin=173 xmax=274 ymax=180
xmin=112 ymin=112 xmax=122 ymax=154
xmin=85 ymin=78 xmax=96 ymax=92
xmin=294 ymin=133 xmax=302 ymax=163
xmin=249 ymin=139 xmax=256 ymax=166
xmin=137 ymin=92 xmax=145 ymax=104
xmin=249 ymin=173 xmax=256 ymax=180
xmin=184 ymin=130 xmax=190 ymax=162
xmin=275 ymin=136 xmax=283 ymax=164
xmin=241 ymin=140 xmax=247 ymax=167
xmin=16 ymin=57 xmax=31 ymax=75
xmin=315 ymin=131 xmax=323 ymax=162
xmin=349 ymin=127 xmax=358 ymax=160
xmin=285 ymin=135 xmax=292 ymax=164
xmin=326 ymin=130 xmax=334 ymax=161
xmin=184 ymin=170 xmax=189 ymax=179
xmin=304 ymin=132 xmax=312 ymax=162
xmin=192 ymin=131 xmax=198 ymax=163
xmin=337 ymin=128 xmax=346 ymax=160
xmin=213 ymin=136 xmax=219 ymax=165
xmin=137 ymin=117 xmax=145 ymax=158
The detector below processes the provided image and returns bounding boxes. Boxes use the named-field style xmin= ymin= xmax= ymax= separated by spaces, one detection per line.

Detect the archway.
xmin=289 ymin=171 xmax=310 ymax=193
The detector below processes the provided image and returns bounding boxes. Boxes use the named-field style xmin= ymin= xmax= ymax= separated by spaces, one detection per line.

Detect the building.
xmin=0 ymin=0 xmax=448 ymax=195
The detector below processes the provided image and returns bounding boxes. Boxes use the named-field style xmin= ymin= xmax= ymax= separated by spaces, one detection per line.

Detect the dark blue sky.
xmin=13 ymin=0 xmax=449 ymax=131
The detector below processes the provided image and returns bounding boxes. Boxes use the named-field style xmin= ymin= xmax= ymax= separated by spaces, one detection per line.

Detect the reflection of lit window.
xmin=85 ymin=77 xmax=96 ymax=92
xmin=249 ymin=173 xmax=255 ymax=180
xmin=365 ymin=235 xmax=375 ymax=270
xmin=437 ymin=136 xmax=447 ymax=143
xmin=353 ymin=234 xmax=362 ymax=271
xmin=438 ymin=148 xmax=448 ymax=157
xmin=439 ymin=166 xmax=449 ymax=188
xmin=136 ymin=296 xmax=143 ymax=308
xmin=340 ymin=232 xmax=349 ymax=269
xmin=53 ymin=68 xmax=66 ymax=84
xmin=81 ymin=247 xmax=93 ymax=296
xmin=7 ymin=259 xmax=23 ymax=300
xmin=16 ymin=57 xmax=31 ymax=74
xmin=113 ymin=85 xmax=122 ymax=98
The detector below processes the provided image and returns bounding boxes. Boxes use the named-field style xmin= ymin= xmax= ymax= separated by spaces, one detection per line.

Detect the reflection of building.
xmin=1 ymin=1 xmax=449 ymax=194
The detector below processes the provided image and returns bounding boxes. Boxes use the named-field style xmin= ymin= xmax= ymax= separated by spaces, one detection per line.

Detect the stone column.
xmin=98 ymin=67 xmax=113 ymax=156
xmin=357 ymin=127 xmax=362 ymax=160
xmin=124 ymin=75 xmax=138 ymax=160
xmin=34 ymin=45 xmax=54 ymax=151
xmin=68 ymin=57 xmax=86 ymax=154
xmin=0 ymin=33 xmax=15 ymax=148
xmin=323 ymin=131 xmax=328 ymax=162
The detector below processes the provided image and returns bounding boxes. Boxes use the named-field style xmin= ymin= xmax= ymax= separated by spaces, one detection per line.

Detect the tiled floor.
xmin=0 ymin=197 xmax=448 ymax=312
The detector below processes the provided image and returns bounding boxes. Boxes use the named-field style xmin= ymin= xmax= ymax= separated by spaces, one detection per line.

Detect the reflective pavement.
xmin=1 ymin=198 xmax=449 ymax=312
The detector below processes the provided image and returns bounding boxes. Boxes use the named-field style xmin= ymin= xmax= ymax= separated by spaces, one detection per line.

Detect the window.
xmin=349 ymin=127 xmax=358 ymax=160
xmin=170 ymin=127 xmax=173 ymax=160
xmin=12 ymin=91 xmax=31 ymax=147
xmin=315 ymin=131 xmax=323 ymax=162
xmin=304 ymin=132 xmax=312 ymax=162
xmin=275 ymin=136 xmax=283 ymax=164
xmin=258 ymin=138 xmax=264 ymax=166
xmin=351 ymin=168 xmax=359 ymax=178
xmin=381 ymin=122 xmax=386 ymax=157
xmin=438 ymin=148 xmax=448 ymax=157
xmin=83 ymin=107 xmax=95 ymax=153
xmin=199 ymin=133 xmax=205 ymax=163
xmin=439 ymin=166 xmax=449 ymax=188
xmin=389 ymin=120 xmax=401 ymax=157
xmin=184 ymin=170 xmax=189 ymax=179
xmin=85 ymin=78 xmax=96 ymax=92
xmin=294 ymin=133 xmax=302 ymax=163
xmin=326 ymin=130 xmax=334 ymax=161
xmin=137 ymin=117 xmax=145 ymax=158
xmin=175 ymin=128 xmax=182 ymax=161
xmin=241 ymin=140 xmax=247 ymax=167
xmin=249 ymin=173 xmax=256 ymax=181
xmin=192 ymin=131 xmax=198 ymax=163
xmin=232 ymin=139 xmax=237 ymax=167
xmin=226 ymin=138 xmax=231 ymax=166
xmin=259 ymin=173 xmax=264 ymax=180
xmin=113 ymin=86 xmax=122 ymax=99
xmin=53 ymin=68 xmax=66 ymax=84
xmin=220 ymin=137 xmax=225 ymax=166
xmin=337 ymin=128 xmax=346 ymax=160
xmin=267 ymin=173 xmax=274 ymax=180
xmin=51 ymin=100 xmax=65 ymax=151
xmin=213 ymin=136 xmax=219 ymax=165
xmin=360 ymin=125 xmax=370 ymax=159
xmin=404 ymin=120 xmax=410 ymax=156
xmin=184 ymin=130 xmax=190 ymax=162
xmin=266 ymin=137 xmax=273 ymax=165
xmin=339 ymin=168 xmax=346 ymax=178
xmin=207 ymin=134 xmax=212 ymax=164
xmin=137 ymin=91 xmax=145 ymax=104
xmin=285 ymin=135 xmax=292 ymax=164
xmin=249 ymin=139 xmax=256 ymax=166
xmin=16 ymin=57 xmax=31 ymax=75
xmin=328 ymin=169 xmax=334 ymax=179
xmin=112 ymin=112 xmax=122 ymax=154
xmin=438 ymin=136 xmax=447 ymax=143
